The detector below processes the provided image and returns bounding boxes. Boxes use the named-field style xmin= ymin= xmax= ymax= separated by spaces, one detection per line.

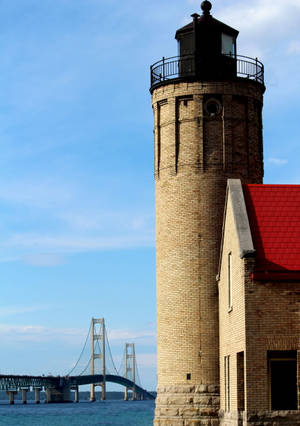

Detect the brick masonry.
xmin=218 ymin=183 xmax=300 ymax=425
xmin=151 ymin=79 xmax=264 ymax=424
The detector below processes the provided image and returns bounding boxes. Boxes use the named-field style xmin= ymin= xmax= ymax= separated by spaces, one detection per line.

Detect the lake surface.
xmin=0 ymin=400 xmax=155 ymax=425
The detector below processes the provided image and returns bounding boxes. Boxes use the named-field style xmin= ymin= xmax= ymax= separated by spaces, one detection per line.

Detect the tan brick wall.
xmin=244 ymin=267 xmax=300 ymax=412
xmin=218 ymin=192 xmax=300 ymax=425
xmin=152 ymin=79 xmax=264 ymax=424
xmin=218 ymin=192 xmax=247 ymax=413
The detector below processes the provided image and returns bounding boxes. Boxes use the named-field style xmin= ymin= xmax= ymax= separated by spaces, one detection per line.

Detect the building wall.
xmin=244 ymin=268 xmax=300 ymax=412
xmin=218 ymin=191 xmax=300 ymax=425
xmin=218 ymin=191 xmax=247 ymax=419
xmin=152 ymin=79 xmax=264 ymax=425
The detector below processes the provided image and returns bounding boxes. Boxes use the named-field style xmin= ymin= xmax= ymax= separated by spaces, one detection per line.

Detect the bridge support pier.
xmin=101 ymin=383 xmax=106 ymax=400
xmin=21 ymin=388 xmax=29 ymax=404
xmin=90 ymin=383 xmax=106 ymax=401
xmin=6 ymin=391 xmax=17 ymax=405
xmin=124 ymin=343 xmax=136 ymax=401
xmin=34 ymin=387 xmax=42 ymax=404
xmin=89 ymin=384 xmax=96 ymax=402
xmin=74 ymin=386 xmax=79 ymax=403
xmin=45 ymin=386 xmax=71 ymax=403
xmin=124 ymin=389 xmax=136 ymax=401
xmin=90 ymin=318 xmax=106 ymax=402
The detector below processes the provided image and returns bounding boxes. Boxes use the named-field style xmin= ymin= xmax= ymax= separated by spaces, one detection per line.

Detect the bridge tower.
xmin=90 ymin=317 xmax=106 ymax=401
xmin=124 ymin=343 xmax=136 ymax=401
xmin=150 ymin=1 xmax=265 ymax=424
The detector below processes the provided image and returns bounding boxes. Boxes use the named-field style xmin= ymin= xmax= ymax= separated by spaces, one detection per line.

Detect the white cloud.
xmin=0 ymin=322 xmax=156 ymax=381
xmin=59 ymin=210 xmax=154 ymax=233
xmin=136 ymin=353 xmax=157 ymax=368
xmin=0 ymin=324 xmax=85 ymax=344
xmin=267 ymin=157 xmax=288 ymax=166
xmin=288 ymin=40 xmax=300 ymax=54
xmin=0 ymin=214 xmax=155 ymax=265
xmin=219 ymin=0 xmax=300 ymax=31
xmin=196 ymin=0 xmax=299 ymax=60
xmin=3 ymin=232 xmax=154 ymax=252
xmin=0 ymin=176 xmax=155 ymax=260
xmin=59 ymin=212 xmax=104 ymax=231
xmin=0 ymin=305 xmax=45 ymax=318
xmin=0 ymin=324 xmax=155 ymax=346
xmin=21 ymin=253 xmax=65 ymax=266
xmin=0 ymin=179 xmax=74 ymax=210
xmin=0 ymin=256 xmax=19 ymax=263
xmin=107 ymin=328 xmax=156 ymax=342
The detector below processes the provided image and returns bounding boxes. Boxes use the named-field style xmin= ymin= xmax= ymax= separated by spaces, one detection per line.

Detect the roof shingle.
xmin=243 ymin=184 xmax=300 ymax=274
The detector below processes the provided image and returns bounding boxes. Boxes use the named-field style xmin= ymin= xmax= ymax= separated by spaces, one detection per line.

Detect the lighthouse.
xmin=150 ymin=2 xmax=265 ymax=424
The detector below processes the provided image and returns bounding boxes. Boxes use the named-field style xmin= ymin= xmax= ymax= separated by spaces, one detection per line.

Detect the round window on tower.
xmin=204 ymin=98 xmax=222 ymax=117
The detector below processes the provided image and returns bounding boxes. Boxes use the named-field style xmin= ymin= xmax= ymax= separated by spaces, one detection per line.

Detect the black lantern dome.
xmin=175 ymin=2 xmax=238 ymax=80
xmin=150 ymin=2 xmax=264 ymax=91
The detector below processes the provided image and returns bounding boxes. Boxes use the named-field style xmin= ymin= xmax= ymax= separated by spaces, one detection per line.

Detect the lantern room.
xmin=175 ymin=1 xmax=238 ymax=80
xmin=150 ymin=1 xmax=264 ymax=91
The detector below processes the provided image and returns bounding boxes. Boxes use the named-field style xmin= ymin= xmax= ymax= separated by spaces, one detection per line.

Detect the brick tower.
xmin=150 ymin=2 xmax=265 ymax=424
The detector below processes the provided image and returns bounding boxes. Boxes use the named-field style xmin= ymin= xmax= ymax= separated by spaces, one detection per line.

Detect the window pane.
xmin=228 ymin=253 xmax=232 ymax=310
xmin=222 ymin=33 xmax=235 ymax=55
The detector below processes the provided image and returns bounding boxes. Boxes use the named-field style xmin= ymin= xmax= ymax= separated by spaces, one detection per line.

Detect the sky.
xmin=0 ymin=0 xmax=299 ymax=392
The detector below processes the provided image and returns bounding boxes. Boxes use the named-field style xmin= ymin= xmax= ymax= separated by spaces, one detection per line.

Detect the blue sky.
xmin=0 ymin=0 xmax=299 ymax=392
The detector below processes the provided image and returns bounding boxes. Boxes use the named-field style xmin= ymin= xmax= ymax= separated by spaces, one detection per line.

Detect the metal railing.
xmin=150 ymin=54 xmax=264 ymax=88
xmin=0 ymin=374 xmax=58 ymax=391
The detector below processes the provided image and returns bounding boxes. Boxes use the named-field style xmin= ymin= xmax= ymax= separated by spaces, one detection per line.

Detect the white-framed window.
xmin=228 ymin=252 xmax=233 ymax=311
xmin=224 ymin=355 xmax=230 ymax=411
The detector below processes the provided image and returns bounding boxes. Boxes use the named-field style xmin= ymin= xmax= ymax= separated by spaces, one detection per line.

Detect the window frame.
xmin=228 ymin=252 xmax=233 ymax=312
xmin=224 ymin=355 xmax=230 ymax=411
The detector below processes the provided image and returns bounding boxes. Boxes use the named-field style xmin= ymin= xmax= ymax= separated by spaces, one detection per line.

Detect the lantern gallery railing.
xmin=150 ymin=54 xmax=264 ymax=89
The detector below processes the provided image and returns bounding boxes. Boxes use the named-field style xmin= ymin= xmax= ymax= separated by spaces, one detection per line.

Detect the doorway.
xmin=268 ymin=351 xmax=297 ymax=410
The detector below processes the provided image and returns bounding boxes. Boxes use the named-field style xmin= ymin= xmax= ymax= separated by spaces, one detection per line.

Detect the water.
xmin=0 ymin=400 xmax=155 ymax=426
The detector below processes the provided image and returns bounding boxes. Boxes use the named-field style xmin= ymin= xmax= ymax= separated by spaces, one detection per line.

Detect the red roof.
xmin=243 ymin=184 xmax=300 ymax=279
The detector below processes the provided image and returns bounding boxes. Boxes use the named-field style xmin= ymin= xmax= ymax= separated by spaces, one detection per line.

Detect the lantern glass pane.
xmin=222 ymin=33 xmax=235 ymax=55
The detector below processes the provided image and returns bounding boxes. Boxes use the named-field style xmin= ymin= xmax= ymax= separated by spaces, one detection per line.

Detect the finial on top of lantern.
xmin=201 ymin=1 xmax=212 ymax=15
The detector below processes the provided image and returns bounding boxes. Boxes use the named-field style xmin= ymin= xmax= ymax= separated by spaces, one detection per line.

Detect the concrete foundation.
xmin=21 ymin=388 xmax=29 ymax=404
xmin=34 ymin=387 xmax=42 ymax=404
xmin=219 ymin=410 xmax=300 ymax=425
xmin=74 ymin=386 xmax=79 ymax=403
xmin=154 ymin=384 xmax=220 ymax=425
xmin=45 ymin=386 xmax=71 ymax=403
xmin=6 ymin=391 xmax=17 ymax=405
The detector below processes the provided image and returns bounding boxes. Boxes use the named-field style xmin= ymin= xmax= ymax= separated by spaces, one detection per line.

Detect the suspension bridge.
xmin=0 ymin=318 xmax=155 ymax=404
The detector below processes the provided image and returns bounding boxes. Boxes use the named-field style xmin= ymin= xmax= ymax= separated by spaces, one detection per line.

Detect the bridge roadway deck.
xmin=0 ymin=374 xmax=154 ymax=400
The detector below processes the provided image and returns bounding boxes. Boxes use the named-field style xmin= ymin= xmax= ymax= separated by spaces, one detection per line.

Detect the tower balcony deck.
xmin=150 ymin=54 xmax=264 ymax=92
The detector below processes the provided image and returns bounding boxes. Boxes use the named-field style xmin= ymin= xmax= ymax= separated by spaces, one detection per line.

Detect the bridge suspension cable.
xmin=104 ymin=328 xmax=118 ymax=375
xmin=64 ymin=317 xmax=148 ymax=401
xmin=117 ymin=344 xmax=141 ymax=387
xmin=118 ymin=348 xmax=125 ymax=376
xmin=79 ymin=357 xmax=92 ymax=376
xmin=135 ymin=356 xmax=142 ymax=388
xmin=90 ymin=318 xmax=106 ymax=401
xmin=66 ymin=322 xmax=92 ymax=376
xmin=0 ymin=317 xmax=153 ymax=403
